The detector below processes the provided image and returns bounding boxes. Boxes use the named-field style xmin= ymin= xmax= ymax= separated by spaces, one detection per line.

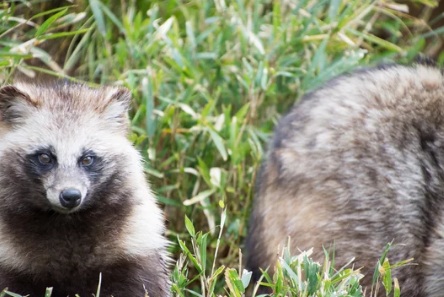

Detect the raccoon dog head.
xmin=0 ymin=82 xmax=135 ymax=214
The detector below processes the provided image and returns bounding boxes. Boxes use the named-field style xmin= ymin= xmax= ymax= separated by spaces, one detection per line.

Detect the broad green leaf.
xmin=35 ymin=8 xmax=68 ymax=38
xmin=89 ymin=0 xmax=106 ymax=36
xmin=184 ymin=215 xmax=195 ymax=237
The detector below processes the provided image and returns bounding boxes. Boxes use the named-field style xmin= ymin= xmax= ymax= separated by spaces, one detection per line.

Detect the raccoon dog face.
xmin=0 ymin=82 xmax=134 ymax=214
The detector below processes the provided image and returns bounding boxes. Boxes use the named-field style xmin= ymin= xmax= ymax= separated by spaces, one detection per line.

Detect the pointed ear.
xmin=0 ymin=85 xmax=36 ymax=125
xmin=102 ymin=87 xmax=132 ymax=132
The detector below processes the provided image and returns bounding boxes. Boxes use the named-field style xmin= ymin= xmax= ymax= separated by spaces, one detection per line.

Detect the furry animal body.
xmin=245 ymin=64 xmax=444 ymax=296
xmin=0 ymin=82 xmax=170 ymax=296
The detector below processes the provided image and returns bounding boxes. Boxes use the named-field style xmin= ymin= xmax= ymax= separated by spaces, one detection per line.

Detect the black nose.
xmin=59 ymin=188 xmax=82 ymax=209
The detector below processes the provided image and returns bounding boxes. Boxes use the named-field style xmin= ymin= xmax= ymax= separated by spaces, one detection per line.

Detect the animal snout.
xmin=59 ymin=188 xmax=82 ymax=209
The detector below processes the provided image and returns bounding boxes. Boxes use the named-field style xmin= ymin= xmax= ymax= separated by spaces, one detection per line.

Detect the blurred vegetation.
xmin=1 ymin=0 xmax=443 ymax=295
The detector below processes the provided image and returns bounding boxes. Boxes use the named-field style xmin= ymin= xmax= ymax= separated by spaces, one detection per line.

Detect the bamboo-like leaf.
xmin=89 ymin=0 xmax=106 ymax=36
xmin=35 ymin=8 xmax=68 ymax=38
xmin=208 ymin=129 xmax=228 ymax=161
xmin=184 ymin=215 xmax=196 ymax=237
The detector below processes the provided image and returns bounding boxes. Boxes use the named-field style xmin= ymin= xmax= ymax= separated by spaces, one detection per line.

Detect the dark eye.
xmin=38 ymin=153 xmax=52 ymax=165
xmin=80 ymin=155 xmax=94 ymax=167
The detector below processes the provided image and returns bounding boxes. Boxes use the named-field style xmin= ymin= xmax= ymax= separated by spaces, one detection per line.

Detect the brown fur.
xmin=245 ymin=64 xmax=444 ymax=296
xmin=0 ymin=82 xmax=170 ymax=296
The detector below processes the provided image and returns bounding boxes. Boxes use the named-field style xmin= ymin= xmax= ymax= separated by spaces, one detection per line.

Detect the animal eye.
xmin=38 ymin=153 xmax=52 ymax=165
xmin=80 ymin=155 xmax=94 ymax=167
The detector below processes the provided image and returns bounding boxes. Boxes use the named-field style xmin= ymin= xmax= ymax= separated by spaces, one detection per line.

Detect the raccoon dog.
xmin=0 ymin=82 xmax=170 ymax=296
xmin=245 ymin=64 xmax=444 ymax=296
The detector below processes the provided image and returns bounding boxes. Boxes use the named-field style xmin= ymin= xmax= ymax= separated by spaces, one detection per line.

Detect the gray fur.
xmin=0 ymin=81 xmax=170 ymax=296
xmin=245 ymin=64 xmax=444 ymax=296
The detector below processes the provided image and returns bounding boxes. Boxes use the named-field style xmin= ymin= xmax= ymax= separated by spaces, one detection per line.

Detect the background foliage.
xmin=1 ymin=0 xmax=443 ymax=295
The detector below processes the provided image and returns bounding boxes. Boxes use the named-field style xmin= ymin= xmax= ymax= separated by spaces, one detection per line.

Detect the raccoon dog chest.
xmin=0 ymin=82 xmax=170 ymax=296
xmin=245 ymin=64 xmax=444 ymax=296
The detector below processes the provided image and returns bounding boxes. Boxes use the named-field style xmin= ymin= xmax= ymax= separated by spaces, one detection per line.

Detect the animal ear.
xmin=102 ymin=87 xmax=132 ymax=131
xmin=0 ymin=85 xmax=36 ymax=125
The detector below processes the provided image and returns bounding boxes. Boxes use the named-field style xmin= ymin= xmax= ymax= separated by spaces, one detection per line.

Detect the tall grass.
xmin=0 ymin=0 xmax=441 ymax=295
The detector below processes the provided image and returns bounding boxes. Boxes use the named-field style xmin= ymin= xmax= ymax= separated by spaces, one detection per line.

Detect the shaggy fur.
xmin=0 ymin=82 xmax=170 ymax=296
xmin=245 ymin=64 xmax=444 ymax=296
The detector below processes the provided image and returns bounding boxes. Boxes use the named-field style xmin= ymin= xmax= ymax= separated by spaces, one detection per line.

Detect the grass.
xmin=0 ymin=0 xmax=442 ymax=295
